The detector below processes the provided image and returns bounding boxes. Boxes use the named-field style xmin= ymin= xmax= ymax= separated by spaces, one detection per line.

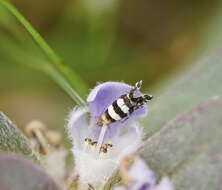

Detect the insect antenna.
xmin=129 ymin=80 xmax=143 ymax=99
xmin=135 ymin=80 xmax=143 ymax=90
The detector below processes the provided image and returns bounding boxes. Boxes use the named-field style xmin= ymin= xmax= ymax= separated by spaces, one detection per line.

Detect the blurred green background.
xmin=0 ymin=0 xmax=221 ymax=139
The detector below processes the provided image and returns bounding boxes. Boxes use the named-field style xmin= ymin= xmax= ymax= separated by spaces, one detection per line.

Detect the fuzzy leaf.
xmin=143 ymin=51 xmax=222 ymax=134
xmin=0 ymin=153 xmax=61 ymax=190
xmin=0 ymin=112 xmax=38 ymax=160
xmin=140 ymin=96 xmax=222 ymax=190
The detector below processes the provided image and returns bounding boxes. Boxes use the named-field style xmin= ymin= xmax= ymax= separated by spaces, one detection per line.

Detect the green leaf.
xmin=0 ymin=112 xmax=38 ymax=160
xmin=0 ymin=0 xmax=88 ymax=106
xmin=143 ymin=50 xmax=222 ymax=134
xmin=140 ymin=96 xmax=222 ymax=190
xmin=0 ymin=153 xmax=61 ymax=190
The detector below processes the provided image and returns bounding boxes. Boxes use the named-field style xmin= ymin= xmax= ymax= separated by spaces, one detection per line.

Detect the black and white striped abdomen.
xmin=106 ymin=96 xmax=133 ymax=122
xmin=96 ymin=94 xmax=135 ymax=126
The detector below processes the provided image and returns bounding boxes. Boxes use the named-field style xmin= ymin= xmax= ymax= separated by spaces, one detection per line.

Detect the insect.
xmin=96 ymin=80 xmax=153 ymax=126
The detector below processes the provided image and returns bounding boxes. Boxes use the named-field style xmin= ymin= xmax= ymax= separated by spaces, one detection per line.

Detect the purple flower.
xmin=67 ymin=81 xmax=150 ymax=189
xmin=87 ymin=81 xmax=148 ymax=139
xmin=116 ymin=157 xmax=174 ymax=190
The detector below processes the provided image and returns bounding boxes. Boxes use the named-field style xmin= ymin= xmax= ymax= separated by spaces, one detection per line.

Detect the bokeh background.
xmin=0 ymin=0 xmax=221 ymax=142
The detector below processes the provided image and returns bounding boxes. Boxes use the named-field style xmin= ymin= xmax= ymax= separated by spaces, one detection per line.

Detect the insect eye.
xmin=144 ymin=94 xmax=153 ymax=101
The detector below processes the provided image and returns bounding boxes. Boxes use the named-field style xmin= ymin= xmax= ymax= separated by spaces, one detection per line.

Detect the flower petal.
xmin=138 ymin=183 xmax=151 ymax=190
xmin=87 ymin=82 xmax=132 ymax=118
xmin=73 ymin=149 xmax=118 ymax=189
xmin=88 ymin=116 xmax=144 ymax=141
xmin=154 ymin=177 xmax=174 ymax=190
xmin=67 ymin=107 xmax=90 ymax=149
xmin=128 ymin=158 xmax=156 ymax=186
xmin=111 ymin=122 xmax=143 ymax=161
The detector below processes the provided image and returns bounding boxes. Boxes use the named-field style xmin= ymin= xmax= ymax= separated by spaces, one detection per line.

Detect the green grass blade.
xmin=0 ymin=0 xmax=88 ymax=106
xmin=0 ymin=34 xmax=86 ymax=105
